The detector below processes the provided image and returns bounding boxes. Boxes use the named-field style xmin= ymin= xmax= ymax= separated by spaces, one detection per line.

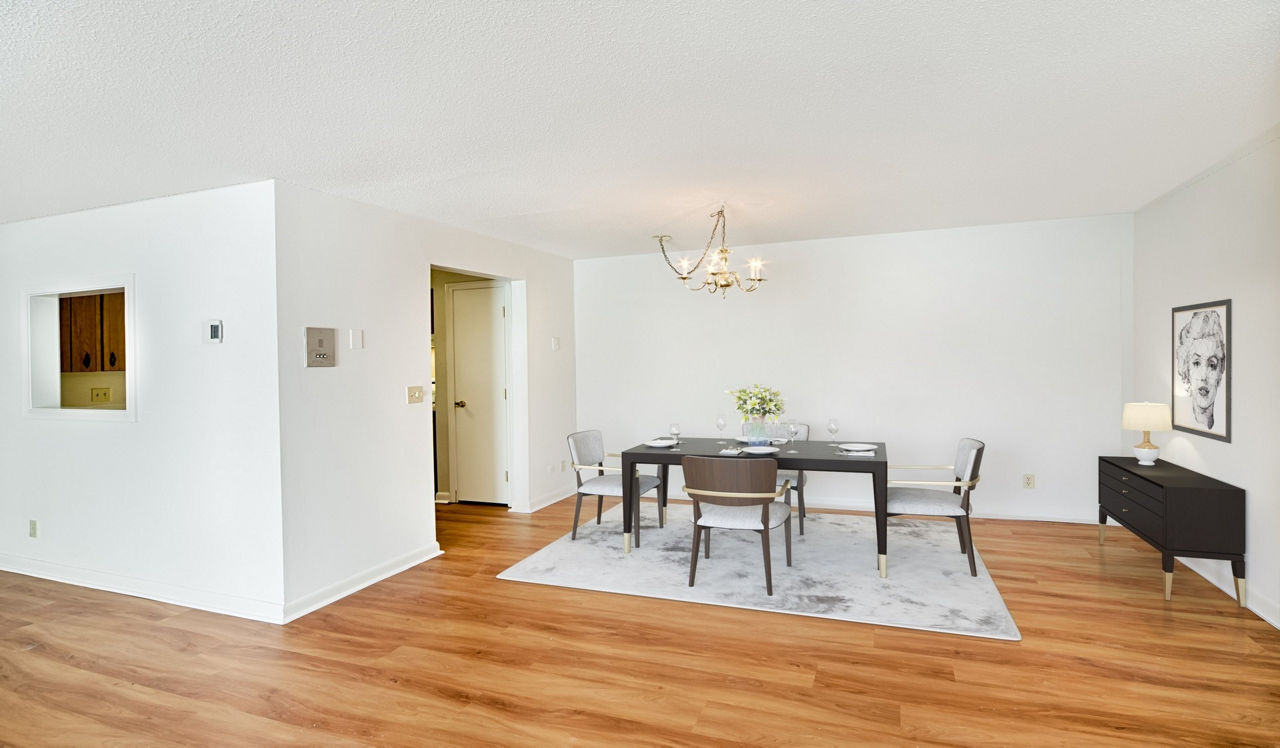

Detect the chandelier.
xmin=655 ymin=206 xmax=765 ymax=297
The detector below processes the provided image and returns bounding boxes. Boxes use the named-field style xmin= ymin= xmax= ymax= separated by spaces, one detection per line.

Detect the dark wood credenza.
xmin=1098 ymin=456 xmax=1245 ymax=606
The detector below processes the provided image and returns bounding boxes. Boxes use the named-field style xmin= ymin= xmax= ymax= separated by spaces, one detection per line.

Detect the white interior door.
xmin=447 ymin=282 xmax=509 ymax=504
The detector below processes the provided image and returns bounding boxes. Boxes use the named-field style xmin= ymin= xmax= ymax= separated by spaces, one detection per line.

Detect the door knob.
xmin=454 ymin=400 xmax=467 ymax=408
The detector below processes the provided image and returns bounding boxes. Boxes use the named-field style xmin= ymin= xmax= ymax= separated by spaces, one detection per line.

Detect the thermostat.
xmin=204 ymin=319 xmax=223 ymax=343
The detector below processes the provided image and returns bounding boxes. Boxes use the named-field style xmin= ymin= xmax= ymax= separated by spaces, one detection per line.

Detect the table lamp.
xmin=1122 ymin=402 xmax=1172 ymax=466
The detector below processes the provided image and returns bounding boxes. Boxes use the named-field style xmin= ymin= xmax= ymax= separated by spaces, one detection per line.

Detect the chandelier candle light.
xmin=655 ymin=205 xmax=765 ymax=297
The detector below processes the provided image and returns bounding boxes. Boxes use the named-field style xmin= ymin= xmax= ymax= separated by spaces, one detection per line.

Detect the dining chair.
xmin=566 ymin=430 xmax=664 ymax=540
xmin=886 ymin=437 xmax=985 ymax=576
xmin=741 ymin=421 xmax=810 ymax=534
xmin=682 ymin=455 xmax=792 ymax=595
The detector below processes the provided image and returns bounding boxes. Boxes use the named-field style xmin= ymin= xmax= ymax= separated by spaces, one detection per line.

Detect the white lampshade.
xmin=1122 ymin=402 xmax=1172 ymax=432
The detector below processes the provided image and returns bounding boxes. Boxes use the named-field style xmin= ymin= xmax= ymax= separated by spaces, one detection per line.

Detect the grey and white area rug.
xmin=498 ymin=504 xmax=1020 ymax=641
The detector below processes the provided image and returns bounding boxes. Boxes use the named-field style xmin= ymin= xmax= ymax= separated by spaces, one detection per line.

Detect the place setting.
xmin=835 ymin=442 xmax=878 ymax=457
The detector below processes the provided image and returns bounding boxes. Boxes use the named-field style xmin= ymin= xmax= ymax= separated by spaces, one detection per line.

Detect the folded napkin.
xmin=719 ymin=448 xmax=743 ymax=455
xmin=838 ymin=449 xmax=875 ymax=455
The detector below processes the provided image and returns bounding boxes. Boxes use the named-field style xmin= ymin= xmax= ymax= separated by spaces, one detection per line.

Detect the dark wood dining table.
xmin=620 ymin=436 xmax=892 ymax=577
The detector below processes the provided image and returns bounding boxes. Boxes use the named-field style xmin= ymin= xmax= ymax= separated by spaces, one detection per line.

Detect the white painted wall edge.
xmin=0 ymin=553 xmax=285 ymax=623
xmin=281 ymin=544 xmax=443 ymax=623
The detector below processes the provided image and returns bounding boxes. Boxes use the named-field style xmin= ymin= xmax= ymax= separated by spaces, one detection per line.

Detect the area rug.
xmin=498 ymin=504 xmax=1021 ymax=641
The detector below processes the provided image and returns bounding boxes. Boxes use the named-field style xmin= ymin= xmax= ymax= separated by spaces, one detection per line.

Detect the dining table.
xmin=620 ymin=436 xmax=892 ymax=577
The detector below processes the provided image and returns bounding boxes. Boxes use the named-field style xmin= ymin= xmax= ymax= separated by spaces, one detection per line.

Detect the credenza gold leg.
xmin=624 ymin=532 xmax=632 ymax=554
xmin=878 ymin=554 xmax=887 ymax=578
xmin=1164 ymin=571 xmax=1173 ymax=600
xmin=1098 ymin=523 xmax=1106 ymax=544
xmin=1235 ymin=577 xmax=1247 ymax=608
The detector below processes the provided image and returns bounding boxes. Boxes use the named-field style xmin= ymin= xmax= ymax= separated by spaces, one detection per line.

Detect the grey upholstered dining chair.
xmin=681 ymin=455 xmax=792 ymax=596
xmin=566 ymin=430 xmax=664 ymax=540
xmin=886 ymin=437 xmax=986 ymax=576
xmin=741 ymin=421 xmax=810 ymax=534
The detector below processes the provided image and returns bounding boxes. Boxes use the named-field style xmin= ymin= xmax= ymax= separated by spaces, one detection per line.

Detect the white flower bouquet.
xmin=727 ymin=384 xmax=784 ymax=421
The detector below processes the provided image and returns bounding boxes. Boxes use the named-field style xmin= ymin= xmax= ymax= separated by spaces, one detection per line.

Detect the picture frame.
xmin=1171 ymin=299 xmax=1231 ymax=442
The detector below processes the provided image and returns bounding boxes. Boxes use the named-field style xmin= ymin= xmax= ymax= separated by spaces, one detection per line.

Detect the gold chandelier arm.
xmin=656 ymin=234 xmax=711 ymax=279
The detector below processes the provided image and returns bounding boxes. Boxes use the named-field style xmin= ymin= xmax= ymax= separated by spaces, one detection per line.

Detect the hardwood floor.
xmin=1 ymin=498 xmax=1277 ymax=746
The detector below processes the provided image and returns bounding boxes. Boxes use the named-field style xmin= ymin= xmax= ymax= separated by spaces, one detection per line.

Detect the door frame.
xmin=443 ymin=279 xmax=512 ymax=505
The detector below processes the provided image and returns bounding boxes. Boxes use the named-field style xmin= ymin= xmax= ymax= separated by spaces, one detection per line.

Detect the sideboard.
xmin=1098 ymin=456 xmax=1245 ymax=606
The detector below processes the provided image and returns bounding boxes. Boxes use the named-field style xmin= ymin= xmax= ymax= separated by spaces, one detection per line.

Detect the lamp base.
xmin=1133 ymin=446 xmax=1159 ymax=466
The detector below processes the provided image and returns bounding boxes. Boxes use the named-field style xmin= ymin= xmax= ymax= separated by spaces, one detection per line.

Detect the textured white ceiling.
xmin=3 ymin=1 xmax=1278 ymax=259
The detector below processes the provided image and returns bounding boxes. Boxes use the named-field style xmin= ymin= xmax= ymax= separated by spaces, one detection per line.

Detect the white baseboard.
xmin=282 ymin=543 xmax=443 ymax=623
xmin=1179 ymin=557 xmax=1276 ymax=628
xmin=521 ymin=487 xmax=574 ymax=514
xmin=0 ymin=552 xmax=286 ymax=623
xmin=434 ymin=491 xmax=452 ymax=504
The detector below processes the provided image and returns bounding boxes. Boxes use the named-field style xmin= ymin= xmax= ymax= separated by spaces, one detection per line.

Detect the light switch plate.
xmin=306 ymin=327 xmax=337 ymax=367
xmin=407 ymin=385 xmax=425 ymax=404
xmin=204 ymin=319 xmax=223 ymax=343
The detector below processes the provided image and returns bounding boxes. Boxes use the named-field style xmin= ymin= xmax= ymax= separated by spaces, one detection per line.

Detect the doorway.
xmin=430 ymin=268 xmax=511 ymax=506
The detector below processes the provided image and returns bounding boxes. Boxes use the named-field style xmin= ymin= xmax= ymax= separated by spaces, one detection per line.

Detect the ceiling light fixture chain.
xmin=653 ymin=205 xmax=765 ymax=298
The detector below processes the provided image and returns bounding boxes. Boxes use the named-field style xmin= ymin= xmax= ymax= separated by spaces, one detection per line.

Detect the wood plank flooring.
xmin=1 ymin=498 xmax=1277 ymax=746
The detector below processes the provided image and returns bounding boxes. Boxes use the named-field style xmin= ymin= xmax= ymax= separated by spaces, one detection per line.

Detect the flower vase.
xmin=746 ymin=416 xmax=769 ymax=446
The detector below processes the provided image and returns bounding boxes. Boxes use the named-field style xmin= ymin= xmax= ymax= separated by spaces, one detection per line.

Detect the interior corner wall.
xmin=0 ymin=182 xmax=287 ymax=621
xmin=273 ymin=182 xmax=578 ymax=620
xmin=1132 ymin=125 xmax=1280 ymax=627
xmin=574 ymin=215 xmax=1133 ymax=524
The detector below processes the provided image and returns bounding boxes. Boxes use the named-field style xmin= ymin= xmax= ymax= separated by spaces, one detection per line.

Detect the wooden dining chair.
xmin=886 ymin=438 xmax=985 ymax=576
xmin=566 ymin=430 xmax=664 ymax=540
xmin=682 ymin=456 xmax=792 ymax=595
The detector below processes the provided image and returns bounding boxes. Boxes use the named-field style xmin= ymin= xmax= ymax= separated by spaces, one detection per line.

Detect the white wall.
xmin=274 ymin=183 xmax=579 ymax=619
xmin=0 ymin=183 xmax=286 ymax=620
xmin=1133 ymin=125 xmax=1280 ymax=626
xmin=575 ymin=215 xmax=1132 ymax=522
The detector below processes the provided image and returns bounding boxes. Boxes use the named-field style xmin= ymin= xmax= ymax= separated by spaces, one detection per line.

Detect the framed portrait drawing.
xmin=1171 ymin=299 xmax=1230 ymax=442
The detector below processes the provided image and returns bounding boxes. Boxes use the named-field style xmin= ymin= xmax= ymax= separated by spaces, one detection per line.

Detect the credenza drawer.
xmin=1099 ymin=472 xmax=1163 ymax=516
xmin=1100 ymin=486 xmax=1163 ymax=543
xmin=1099 ymin=460 xmax=1163 ymax=504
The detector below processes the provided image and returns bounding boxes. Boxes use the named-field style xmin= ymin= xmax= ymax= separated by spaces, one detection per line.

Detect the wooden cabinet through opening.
xmin=59 ymin=292 xmax=125 ymax=373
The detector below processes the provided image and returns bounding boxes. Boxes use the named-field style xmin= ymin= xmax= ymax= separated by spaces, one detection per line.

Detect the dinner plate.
xmin=742 ymin=445 xmax=780 ymax=455
xmin=734 ymin=437 xmax=788 ymax=445
xmin=838 ymin=443 xmax=877 ymax=452
xmin=644 ymin=438 xmax=677 ymax=448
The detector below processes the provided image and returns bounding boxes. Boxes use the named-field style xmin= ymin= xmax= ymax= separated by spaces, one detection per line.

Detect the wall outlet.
xmin=1022 ymin=474 xmax=1035 ymax=489
xmin=406 ymin=386 xmax=425 ymax=404
xmin=91 ymin=387 xmax=111 ymax=402
xmin=28 ymin=520 xmax=37 ymax=538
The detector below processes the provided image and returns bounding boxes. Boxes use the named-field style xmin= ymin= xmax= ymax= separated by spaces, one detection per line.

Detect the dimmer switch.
xmin=306 ymin=327 xmax=337 ymax=367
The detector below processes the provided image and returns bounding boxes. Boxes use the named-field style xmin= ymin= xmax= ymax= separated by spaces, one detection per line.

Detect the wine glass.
xmin=669 ymin=422 xmax=681 ymax=444
xmin=786 ymin=421 xmax=800 ymax=443
xmin=715 ymin=415 xmax=727 ymax=443
xmin=826 ymin=418 xmax=840 ymax=446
